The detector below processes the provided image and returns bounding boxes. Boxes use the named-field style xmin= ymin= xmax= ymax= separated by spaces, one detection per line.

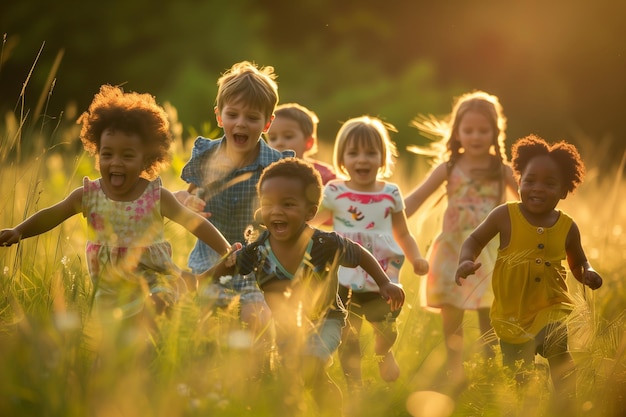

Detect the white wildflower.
xmin=219 ymin=275 xmax=232 ymax=285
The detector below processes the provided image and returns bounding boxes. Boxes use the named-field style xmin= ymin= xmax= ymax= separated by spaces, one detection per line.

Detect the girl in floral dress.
xmin=404 ymin=91 xmax=519 ymax=386
xmin=0 ymin=85 xmax=233 ymax=321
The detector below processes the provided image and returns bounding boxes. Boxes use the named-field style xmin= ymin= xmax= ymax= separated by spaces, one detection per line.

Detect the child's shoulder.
xmin=257 ymin=139 xmax=295 ymax=166
xmin=190 ymin=136 xmax=223 ymax=158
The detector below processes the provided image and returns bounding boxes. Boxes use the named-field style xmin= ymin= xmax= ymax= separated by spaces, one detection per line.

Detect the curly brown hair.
xmin=77 ymin=84 xmax=172 ymax=178
xmin=258 ymin=157 xmax=323 ymax=207
xmin=512 ymin=134 xmax=585 ymax=194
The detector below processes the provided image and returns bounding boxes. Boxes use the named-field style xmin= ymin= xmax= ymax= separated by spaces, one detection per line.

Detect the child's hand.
xmin=175 ymin=190 xmax=211 ymax=218
xmin=455 ymin=260 xmax=482 ymax=286
xmin=224 ymin=242 xmax=242 ymax=268
xmin=583 ymin=269 xmax=603 ymax=290
xmin=411 ymin=257 xmax=429 ymax=276
xmin=379 ymin=282 xmax=405 ymax=311
xmin=0 ymin=229 xmax=20 ymax=247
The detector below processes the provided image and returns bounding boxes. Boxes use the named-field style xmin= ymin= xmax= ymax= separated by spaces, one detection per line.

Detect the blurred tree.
xmin=0 ymin=0 xmax=624 ymax=166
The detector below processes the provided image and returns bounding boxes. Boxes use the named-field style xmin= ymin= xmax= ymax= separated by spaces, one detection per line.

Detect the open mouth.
xmin=271 ymin=221 xmax=288 ymax=234
xmin=355 ymin=168 xmax=370 ymax=176
xmin=110 ymin=173 xmax=125 ymax=187
xmin=233 ymin=134 xmax=248 ymax=145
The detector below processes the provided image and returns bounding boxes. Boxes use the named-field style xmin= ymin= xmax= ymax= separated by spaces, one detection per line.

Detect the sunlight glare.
xmin=406 ymin=390 xmax=455 ymax=417
xmin=228 ymin=329 xmax=253 ymax=349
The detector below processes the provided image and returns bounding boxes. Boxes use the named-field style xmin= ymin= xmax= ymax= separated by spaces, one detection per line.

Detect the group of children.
xmin=0 ymin=61 xmax=603 ymax=416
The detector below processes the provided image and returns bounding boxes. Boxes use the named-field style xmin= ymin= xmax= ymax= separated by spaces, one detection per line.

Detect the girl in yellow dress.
xmin=456 ymin=134 xmax=602 ymax=409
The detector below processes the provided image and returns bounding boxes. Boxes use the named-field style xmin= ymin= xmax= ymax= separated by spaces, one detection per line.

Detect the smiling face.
xmin=266 ymin=116 xmax=311 ymax=158
xmin=518 ymin=154 xmax=567 ymax=218
xmin=455 ymin=110 xmax=495 ymax=159
xmin=259 ymin=176 xmax=317 ymax=244
xmin=216 ymin=99 xmax=273 ymax=160
xmin=98 ymin=129 xmax=147 ymax=200
xmin=341 ymin=139 xmax=382 ymax=191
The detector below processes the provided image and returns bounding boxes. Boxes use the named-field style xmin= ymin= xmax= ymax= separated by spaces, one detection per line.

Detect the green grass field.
xmin=1 ymin=100 xmax=625 ymax=417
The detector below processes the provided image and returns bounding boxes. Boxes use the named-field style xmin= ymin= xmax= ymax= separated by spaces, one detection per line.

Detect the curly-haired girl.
xmin=0 ymin=84 xmax=233 ymax=320
xmin=456 ymin=134 xmax=602 ymax=409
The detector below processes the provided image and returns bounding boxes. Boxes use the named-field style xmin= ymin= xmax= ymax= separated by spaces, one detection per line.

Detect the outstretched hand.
xmin=378 ymin=282 xmax=405 ymax=311
xmin=583 ymin=269 xmax=603 ymax=290
xmin=0 ymin=229 xmax=20 ymax=247
xmin=224 ymin=242 xmax=242 ymax=268
xmin=455 ymin=260 xmax=482 ymax=286
xmin=411 ymin=257 xmax=429 ymax=276
xmin=174 ymin=190 xmax=211 ymax=218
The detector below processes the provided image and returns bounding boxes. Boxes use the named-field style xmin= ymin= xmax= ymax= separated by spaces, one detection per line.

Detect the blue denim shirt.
xmin=181 ymin=136 xmax=293 ymax=272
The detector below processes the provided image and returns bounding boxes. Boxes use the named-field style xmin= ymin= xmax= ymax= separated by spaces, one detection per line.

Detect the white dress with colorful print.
xmin=322 ymin=180 xmax=405 ymax=293
xmin=82 ymin=177 xmax=181 ymax=318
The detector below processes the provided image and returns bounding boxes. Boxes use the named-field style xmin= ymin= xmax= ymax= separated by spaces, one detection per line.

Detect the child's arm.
xmin=197 ymin=244 xmax=240 ymax=282
xmin=455 ymin=205 xmax=506 ymax=285
xmin=391 ymin=210 xmax=429 ymax=275
xmin=404 ymin=163 xmax=447 ymax=217
xmin=503 ymin=165 xmax=520 ymax=200
xmin=173 ymin=185 xmax=210 ymax=218
xmin=0 ymin=188 xmax=83 ymax=246
xmin=310 ymin=206 xmax=333 ymax=227
xmin=161 ymin=188 xmax=231 ymax=256
xmin=565 ymin=221 xmax=602 ymax=290
xmin=358 ymin=246 xmax=405 ymax=311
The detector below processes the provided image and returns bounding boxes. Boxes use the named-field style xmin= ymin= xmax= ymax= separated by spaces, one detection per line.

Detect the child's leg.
xmin=339 ymin=312 xmax=364 ymax=390
xmin=302 ymin=357 xmax=343 ymax=417
xmin=500 ymin=339 xmax=535 ymax=384
xmin=240 ymin=288 xmax=274 ymax=376
xmin=539 ymin=323 xmax=576 ymax=410
xmin=440 ymin=304 xmax=466 ymax=380
xmin=304 ymin=317 xmax=345 ymax=417
xmin=477 ymin=307 xmax=497 ymax=358
xmin=370 ymin=315 xmax=400 ymax=382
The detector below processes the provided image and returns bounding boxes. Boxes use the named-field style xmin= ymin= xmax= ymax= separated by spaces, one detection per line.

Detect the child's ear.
xmin=306 ymin=204 xmax=318 ymax=221
xmin=263 ymin=115 xmax=275 ymax=133
xmin=214 ymin=107 xmax=222 ymax=127
xmin=305 ymin=136 xmax=315 ymax=152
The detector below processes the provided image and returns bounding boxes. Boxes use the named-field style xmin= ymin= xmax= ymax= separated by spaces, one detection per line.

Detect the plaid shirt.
xmin=181 ymin=136 xmax=293 ymax=272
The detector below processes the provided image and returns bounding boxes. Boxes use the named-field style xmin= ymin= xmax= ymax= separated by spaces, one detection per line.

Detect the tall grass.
xmin=1 ymin=56 xmax=625 ymax=417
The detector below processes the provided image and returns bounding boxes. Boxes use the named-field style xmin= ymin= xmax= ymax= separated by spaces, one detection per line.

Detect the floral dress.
xmin=82 ymin=177 xmax=181 ymax=318
xmin=422 ymin=166 xmax=503 ymax=310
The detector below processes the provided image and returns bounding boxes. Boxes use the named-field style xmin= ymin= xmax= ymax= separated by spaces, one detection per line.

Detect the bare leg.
xmin=302 ymin=357 xmax=343 ymax=417
xmin=440 ymin=304 xmax=466 ymax=381
xmin=240 ymin=300 xmax=273 ymax=375
xmin=371 ymin=319 xmax=400 ymax=382
xmin=477 ymin=307 xmax=497 ymax=358
xmin=339 ymin=313 xmax=363 ymax=391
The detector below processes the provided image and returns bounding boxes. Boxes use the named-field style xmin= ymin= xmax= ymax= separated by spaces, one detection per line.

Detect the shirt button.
xmin=535 ymin=277 xmax=541 ymax=282
xmin=537 ymin=227 xmax=544 ymax=234
xmin=535 ymin=258 xmax=542 ymax=264
xmin=538 ymin=243 xmax=545 ymax=249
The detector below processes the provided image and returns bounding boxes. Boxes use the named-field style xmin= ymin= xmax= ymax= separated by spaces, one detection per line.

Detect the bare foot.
xmin=378 ymin=351 xmax=400 ymax=382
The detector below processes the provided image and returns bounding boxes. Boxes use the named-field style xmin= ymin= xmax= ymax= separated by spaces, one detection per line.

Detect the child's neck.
xmin=457 ymin=153 xmax=492 ymax=168
xmin=344 ymin=179 xmax=384 ymax=192
xmin=222 ymin=142 xmax=259 ymax=169
xmin=268 ymin=225 xmax=314 ymax=275
xmin=518 ymin=204 xmax=561 ymax=228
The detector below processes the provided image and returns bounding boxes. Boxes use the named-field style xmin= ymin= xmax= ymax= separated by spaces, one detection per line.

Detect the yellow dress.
xmin=491 ymin=202 xmax=574 ymax=344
